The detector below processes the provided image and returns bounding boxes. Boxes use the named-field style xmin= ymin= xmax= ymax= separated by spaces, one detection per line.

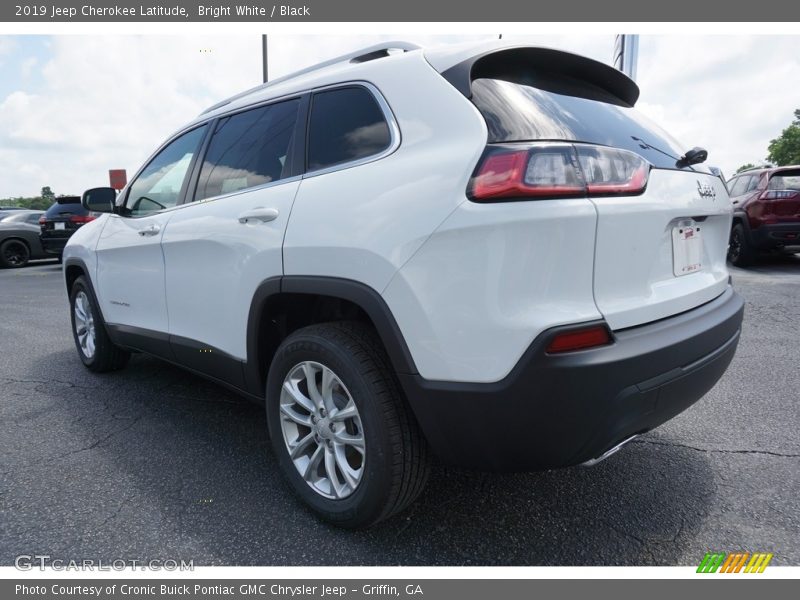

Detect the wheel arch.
xmin=244 ymin=276 xmax=418 ymax=397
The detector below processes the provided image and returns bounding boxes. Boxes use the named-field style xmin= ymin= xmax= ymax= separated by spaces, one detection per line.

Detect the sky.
xmin=0 ymin=34 xmax=798 ymax=198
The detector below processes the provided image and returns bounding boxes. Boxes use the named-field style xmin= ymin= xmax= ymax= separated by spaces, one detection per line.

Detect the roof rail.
xmin=201 ymin=41 xmax=420 ymax=115
xmin=738 ymin=164 xmax=772 ymax=174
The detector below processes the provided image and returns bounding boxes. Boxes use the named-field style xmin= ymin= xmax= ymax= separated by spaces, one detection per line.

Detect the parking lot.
xmin=1 ymin=257 xmax=798 ymax=566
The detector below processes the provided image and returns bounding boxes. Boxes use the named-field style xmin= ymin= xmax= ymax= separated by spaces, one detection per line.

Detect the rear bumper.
xmin=40 ymin=236 xmax=68 ymax=255
xmin=399 ymin=286 xmax=744 ymax=471
xmin=747 ymin=221 xmax=800 ymax=250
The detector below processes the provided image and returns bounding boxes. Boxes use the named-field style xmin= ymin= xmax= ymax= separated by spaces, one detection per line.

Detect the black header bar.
xmin=3 ymin=0 xmax=799 ymax=22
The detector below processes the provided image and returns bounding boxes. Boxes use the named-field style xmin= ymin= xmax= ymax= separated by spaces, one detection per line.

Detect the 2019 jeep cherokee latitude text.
xmin=63 ymin=42 xmax=744 ymax=528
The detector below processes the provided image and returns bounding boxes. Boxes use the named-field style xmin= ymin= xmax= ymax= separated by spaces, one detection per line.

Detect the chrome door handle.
xmin=238 ymin=207 xmax=279 ymax=224
xmin=137 ymin=224 xmax=161 ymax=236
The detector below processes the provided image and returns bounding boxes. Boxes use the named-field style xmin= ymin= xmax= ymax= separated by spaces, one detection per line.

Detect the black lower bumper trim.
xmin=399 ymin=286 xmax=744 ymax=471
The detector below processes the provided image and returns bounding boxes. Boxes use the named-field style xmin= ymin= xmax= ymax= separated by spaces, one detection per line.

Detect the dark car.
xmin=726 ymin=165 xmax=800 ymax=266
xmin=0 ymin=210 xmax=48 ymax=268
xmin=39 ymin=196 xmax=96 ymax=258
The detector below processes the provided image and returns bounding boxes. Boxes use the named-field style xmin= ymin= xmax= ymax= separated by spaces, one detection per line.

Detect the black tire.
xmin=0 ymin=239 xmax=30 ymax=268
xmin=728 ymin=223 xmax=756 ymax=267
xmin=266 ymin=321 xmax=429 ymax=529
xmin=69 ymin=276 xmax=130 ymax=372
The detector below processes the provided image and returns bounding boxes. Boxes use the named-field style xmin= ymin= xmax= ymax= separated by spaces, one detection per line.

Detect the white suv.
xmin=64 ymin=41 xmax=744 ymax=528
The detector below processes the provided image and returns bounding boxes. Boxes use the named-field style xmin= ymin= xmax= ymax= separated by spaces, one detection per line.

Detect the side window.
xmin=307 ymin=86 xmax=391 ymax=171
xmin=729 ymin=176 xmax=749 ymax=197
xmin=194 ymin=98 xmax=300 ymax=201
xmin=126 ymin=125 xmax=207 ymax=217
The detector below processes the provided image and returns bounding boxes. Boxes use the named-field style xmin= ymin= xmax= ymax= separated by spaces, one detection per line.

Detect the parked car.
xmin=63 ymin=41 xmax=744 ymax=528
xmin=726 ymin=165 xmax=800 ymax=266
xmin=39 ymin=195 xmax=96 ymax=259
xmin=0 ymin=210 xmax=47 ymax=268
xmin=0 ymin=206 xmax=27 ymax=219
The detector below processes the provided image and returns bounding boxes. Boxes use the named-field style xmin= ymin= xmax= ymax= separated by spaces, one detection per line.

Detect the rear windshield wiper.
xmin=632 ymin=136 xmax=707 ymax=170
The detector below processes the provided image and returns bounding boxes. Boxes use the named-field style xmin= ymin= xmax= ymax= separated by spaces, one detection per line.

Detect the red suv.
xmin=727 ymin=166 xmax=800 ymax=266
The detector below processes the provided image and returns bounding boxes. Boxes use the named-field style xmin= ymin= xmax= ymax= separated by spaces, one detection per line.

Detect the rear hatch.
xmin=456 ymin=47 xmax=731 ymax=330
xmin=41 ymin=196 xmax=94 ymax=239
xmin=764 ymin=169 xmax=800 ymax=223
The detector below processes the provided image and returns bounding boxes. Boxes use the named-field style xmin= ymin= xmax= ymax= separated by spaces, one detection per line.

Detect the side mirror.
xmin=82 ymin=187 xmax=117 ymax=213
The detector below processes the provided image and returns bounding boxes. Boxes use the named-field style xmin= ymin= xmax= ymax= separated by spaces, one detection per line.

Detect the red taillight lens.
xmin=546 ymin=325 xmax=612 ymax=354
xmin=469 ymin=143 xmax=650 ymax=202
xmin=38 ymin=216 xmax=46 ymax=225
xmin=70 ymin=215 xmax=95 ymax=224
xmin=760 ymin=190 xmax=799 ymax=200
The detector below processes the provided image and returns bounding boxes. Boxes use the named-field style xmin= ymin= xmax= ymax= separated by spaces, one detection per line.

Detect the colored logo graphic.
xmin=697 ymin=552 xmax=773 ymax=573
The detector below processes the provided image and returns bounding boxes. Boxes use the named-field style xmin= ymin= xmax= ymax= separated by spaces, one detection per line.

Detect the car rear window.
xmin=471 ymin=77 xmax=709 ymax=172
xmin=44 ymin=196 xmax=87 ymax=218
xmin=769 ymin=170 xmax=800 ymax=190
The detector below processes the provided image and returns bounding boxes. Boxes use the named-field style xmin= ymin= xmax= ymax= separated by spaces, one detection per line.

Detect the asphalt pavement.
xmin=1 ymin=257 xmax=798 ymax=566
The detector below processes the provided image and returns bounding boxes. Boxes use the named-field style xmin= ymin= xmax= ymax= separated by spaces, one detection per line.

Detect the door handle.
xmin=238 ymin=207 xmax=279 ymax=224
xmin=137 ymin=224 xmax=161 ymax=236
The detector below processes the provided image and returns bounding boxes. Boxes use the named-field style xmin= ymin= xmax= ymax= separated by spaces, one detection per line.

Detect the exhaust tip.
xmin=579 ymin=434 xmax=639 ymax=468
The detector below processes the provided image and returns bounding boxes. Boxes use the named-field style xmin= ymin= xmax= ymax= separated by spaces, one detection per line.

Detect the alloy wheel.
xmin=279 ymin=361 xmax=365 ymax=499
xmin=73 ymin=291 xmax=96 ymax=359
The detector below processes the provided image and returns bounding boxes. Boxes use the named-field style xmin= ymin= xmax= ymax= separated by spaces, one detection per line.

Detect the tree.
xmin=735 ymin=163 xmax=756 ymax=174
xmin=41 ymin=186 xmax=55 ymax=203
xmin=767 ymin=109 xmax=800 ymax=166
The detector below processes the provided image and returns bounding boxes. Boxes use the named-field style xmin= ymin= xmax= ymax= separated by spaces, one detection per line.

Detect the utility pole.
xmin=613 ymin=34 xmax=639 ymax=81
xmin=262 ymin=34 xmax=268 ymax=83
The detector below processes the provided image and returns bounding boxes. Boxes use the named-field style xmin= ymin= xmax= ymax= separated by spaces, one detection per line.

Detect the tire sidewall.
xmin=266 ymin=332 xmax=395 ymax=525
xmin=1 ymin=240 xmax=30 ymax=268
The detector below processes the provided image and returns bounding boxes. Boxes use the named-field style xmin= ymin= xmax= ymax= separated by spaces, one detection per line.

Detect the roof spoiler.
xmin=441 ymin=46 xmax=640 ymax=108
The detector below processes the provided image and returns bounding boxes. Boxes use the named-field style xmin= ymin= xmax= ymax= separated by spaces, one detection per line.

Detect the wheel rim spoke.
xmin=302 ymin=444 xmax=324 ymax=481
xmin=324 ymin=446 xmax=345 ymax=499
xmin=334 ymin=431 xmax=365 ymax=453
xmin=73 ymin=291 xmax=96 ymax=359
xmin=334 ymin=444 xmax=361 ymax=490
xmin=280 ymin=403 xmax=312 ymax=427
xmin=282 ymin=380 xmax=315 ymax=413
xmin=279 ymin=360 xmax=365 ymax=500
xmin=289 ymin=432 xmax=315 ymax=459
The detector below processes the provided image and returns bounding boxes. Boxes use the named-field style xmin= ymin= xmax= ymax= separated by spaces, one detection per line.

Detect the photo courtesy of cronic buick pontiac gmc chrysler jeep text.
xmin=63 ymin=41 xmax=744 ymax=528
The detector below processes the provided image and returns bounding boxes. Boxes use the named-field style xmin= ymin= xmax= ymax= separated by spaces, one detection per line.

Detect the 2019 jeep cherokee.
xmin=63 ymin=41 xmax=744 ymax=528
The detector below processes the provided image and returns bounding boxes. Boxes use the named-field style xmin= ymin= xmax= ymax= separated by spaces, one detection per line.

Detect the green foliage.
xmin=41 ymin=186 xmax=55 ymax=202
xmin=735 ymin=163 xmax=756 ymax=174
xmin=767 ymin=109 xmax=800 ymax=166
xmin=0 ymin=188 xmax=58 ymax=211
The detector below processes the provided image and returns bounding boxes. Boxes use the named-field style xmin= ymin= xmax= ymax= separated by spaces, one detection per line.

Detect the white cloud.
xmin=0 ymin=34 xmax=797 ymax=197
xmin=636 ymin=35 xmax=800 ymax=176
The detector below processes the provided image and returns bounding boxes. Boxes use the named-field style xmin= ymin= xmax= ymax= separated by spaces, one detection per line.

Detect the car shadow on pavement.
xmin=17 ymin=351 xmax=715 ymax=566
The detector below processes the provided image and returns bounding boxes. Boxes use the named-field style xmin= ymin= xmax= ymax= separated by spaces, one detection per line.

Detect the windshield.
xmin=471 ymin=78 xmax=710 ymax=172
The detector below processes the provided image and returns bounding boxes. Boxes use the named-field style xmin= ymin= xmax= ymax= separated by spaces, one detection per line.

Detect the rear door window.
xmin=307 ymin=86 xmax=391 ymax=171
xmin=194 ymin=98 xmax=301 ymax=201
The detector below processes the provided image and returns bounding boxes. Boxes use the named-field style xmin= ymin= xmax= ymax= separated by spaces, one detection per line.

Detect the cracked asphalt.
xmin=1 ymin=256 xmax=798 ymax=566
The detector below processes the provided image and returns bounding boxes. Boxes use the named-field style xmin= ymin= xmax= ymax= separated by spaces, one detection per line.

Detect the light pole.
xmin=262 ymin=34 xmax=268 ymax=83
xmin=613 ymin=34 xmax=639 ymax=81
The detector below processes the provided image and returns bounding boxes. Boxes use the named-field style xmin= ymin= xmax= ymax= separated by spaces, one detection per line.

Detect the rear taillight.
xmin=469 ymin=143 xmax=650 ymax=202
xmin=760 ymin=190 xmax=799 ymax=200
xmin=546 ymin=325 xmax=613 ymax=354
xmin=38 ymin=216 xmax=46 ymax=225
xmin=70 ymin=215 xmax=95 ymax=224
